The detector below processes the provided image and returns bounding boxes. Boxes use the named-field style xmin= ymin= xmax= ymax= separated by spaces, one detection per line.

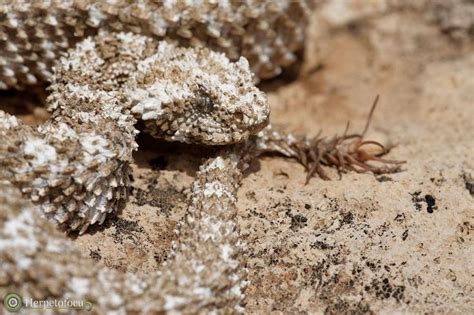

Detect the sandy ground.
xmin=1 ymin=2 xmax=473 ymax=314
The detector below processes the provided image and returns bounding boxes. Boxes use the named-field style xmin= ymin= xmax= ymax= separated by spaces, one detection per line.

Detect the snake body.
xmin=0 ymin=148 xmax=252 ymax=313
xmin=0 ymin=1 xmax=311 ymax=313
xmin=1 ymin=32 xmax=269 ymax=233
xmin=0 ymin=0 xmax=311 ymax=89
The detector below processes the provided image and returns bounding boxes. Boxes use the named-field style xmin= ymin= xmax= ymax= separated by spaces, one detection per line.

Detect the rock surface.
xmin=1 ymin=1 xmax=473 ymax=313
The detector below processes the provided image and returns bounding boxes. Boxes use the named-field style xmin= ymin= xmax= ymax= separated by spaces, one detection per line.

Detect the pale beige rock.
xmin=3 ymin=1 xmax=472 ymax=314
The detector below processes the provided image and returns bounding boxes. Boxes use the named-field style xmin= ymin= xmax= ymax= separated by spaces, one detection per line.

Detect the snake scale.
xmin=0 ymin=1 xmax=401 ymax=314
xmin=0 ymin=1 xmax=314 ymax=313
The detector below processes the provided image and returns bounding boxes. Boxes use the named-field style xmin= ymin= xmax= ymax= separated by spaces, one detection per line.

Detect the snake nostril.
xmin=234 ymin=111 xmax=244 ymax=123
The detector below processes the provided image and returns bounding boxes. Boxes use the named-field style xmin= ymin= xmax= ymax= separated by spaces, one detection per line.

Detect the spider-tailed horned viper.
xmin=0 ymin=1 xmax=402 ymax=313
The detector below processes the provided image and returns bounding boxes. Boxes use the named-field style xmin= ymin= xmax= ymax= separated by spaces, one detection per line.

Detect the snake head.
xmin=52 ymin=33 xmax=270 ymax=145
xmin=129 ymin=42 xmax=270 ymax=145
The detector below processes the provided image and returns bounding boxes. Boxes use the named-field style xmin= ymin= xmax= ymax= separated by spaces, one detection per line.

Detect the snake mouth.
xmin=246 ymin=114 xmax=270 ymax=135
xmin=233 ymin=100 xmax=271 ymax=137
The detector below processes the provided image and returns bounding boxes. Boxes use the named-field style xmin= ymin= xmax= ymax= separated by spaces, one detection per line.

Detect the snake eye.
xmin=197 ymin=95 xmax=215 ymax=113
xmin=195 ymin=86 xmax=215 ymax=113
